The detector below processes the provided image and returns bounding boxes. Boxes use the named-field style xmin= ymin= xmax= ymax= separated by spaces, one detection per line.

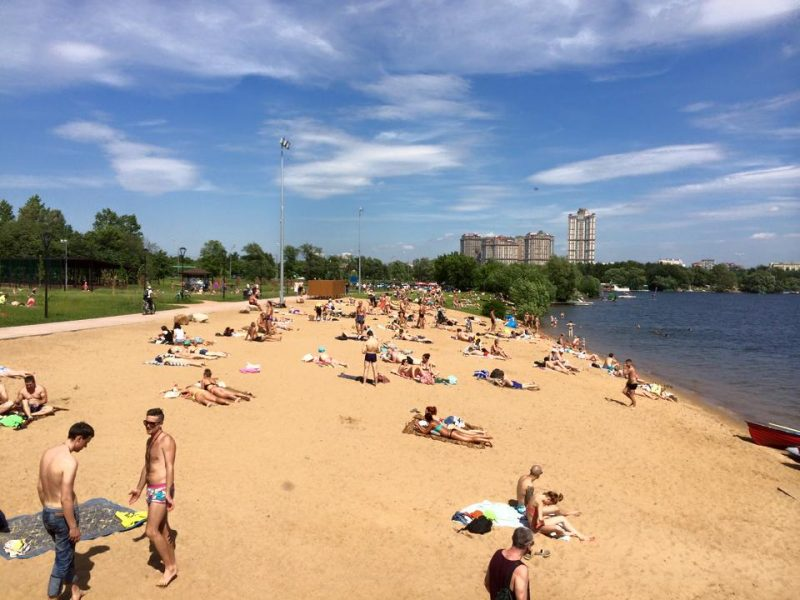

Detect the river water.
xmin=547 ymin=292 xmax=800 ymax=426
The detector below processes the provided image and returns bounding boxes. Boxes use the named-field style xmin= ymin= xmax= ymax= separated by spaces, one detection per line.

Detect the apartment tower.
xmin=567 ymin=208 xmax=596 ymax=264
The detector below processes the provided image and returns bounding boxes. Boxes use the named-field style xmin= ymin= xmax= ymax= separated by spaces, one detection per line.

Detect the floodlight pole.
xmin=60 ymin=239 xmax=68 ymax=291
xmin=358 ymin=207 xmax=363 ymax=293
xmin=179 ymin=247 xmax=186 ymax=297
xmin=42 ymin=232 xmax=51 ymax=318
xmin=279 ymin=137 xmax=291 ymax=306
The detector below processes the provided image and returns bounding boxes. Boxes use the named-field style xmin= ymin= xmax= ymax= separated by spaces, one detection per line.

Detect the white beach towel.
xmin=458 ymin=500 xmax=526 ymax=528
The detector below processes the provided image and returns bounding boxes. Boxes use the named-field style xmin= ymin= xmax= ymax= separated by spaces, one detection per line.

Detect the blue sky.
xmin=1 ymin=0 xmax=798 ymax=266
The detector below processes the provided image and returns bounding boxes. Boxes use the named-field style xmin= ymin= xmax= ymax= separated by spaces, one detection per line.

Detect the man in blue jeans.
xmin=37 ymin=422 xmax=94 ymax=599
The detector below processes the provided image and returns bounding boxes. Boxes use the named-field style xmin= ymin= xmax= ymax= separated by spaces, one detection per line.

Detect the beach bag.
xmin=461 ymin=515 xmax=493 ymax=535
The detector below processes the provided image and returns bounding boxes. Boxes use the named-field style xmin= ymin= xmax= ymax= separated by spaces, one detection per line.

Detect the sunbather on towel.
xmin=0 ymin=364 xmax=34 ymax=378
xmin=525 ymin=489 xmax=594 ymax=542
xmin=414 ymin=407 xmax=493 ymax=445
xmin=179 ymin=386 xmax=233 ymax=406
xmin=489 ymin=376 xmax=539 ymax=391
xmin=201 ymin=369 xmax=254 ymax=401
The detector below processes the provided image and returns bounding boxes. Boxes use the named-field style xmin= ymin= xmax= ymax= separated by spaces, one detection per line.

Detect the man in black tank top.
xmin=484 ymin=527 xmax=533 ymax=599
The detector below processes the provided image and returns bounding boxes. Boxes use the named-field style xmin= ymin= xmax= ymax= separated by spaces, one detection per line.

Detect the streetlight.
xmin=42 ymin=232 xmax=51 ymax=318
xmin=279 ymin=136 xmax=291 ymax=307
xmin=60 ymin=239 xmax=68 ymax=291
xmin=225 ymin=243 xmax=235 ymax=301
xmin=143 ymin=248 xmax=149 ymax=294
xmin=179 ymin=247 xmax=186 ymax=299
xmin=358 ymin=207 xmax=363 ymax=293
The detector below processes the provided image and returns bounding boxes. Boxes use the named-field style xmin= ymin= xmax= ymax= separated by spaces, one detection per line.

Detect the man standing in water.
xmin=623 ymin=359 xmax=640 ymax=408
xmin=38 ymin=422 xmax=94 ymax=600
xmin=129 ymin=408 xmax=178 ymax=587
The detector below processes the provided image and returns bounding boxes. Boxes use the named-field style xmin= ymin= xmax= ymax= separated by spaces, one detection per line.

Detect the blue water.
xmin=547 ymin=293 xmax=800 ymax=425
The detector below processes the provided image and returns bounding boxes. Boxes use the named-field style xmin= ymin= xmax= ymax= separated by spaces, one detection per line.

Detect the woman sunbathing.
xmin=413 ymin=408 xmax=493 ymax=446
xmin=525 ymin=490 xmax=594 ymax=542
xmin=395 ymin=357 xmax=416 ymax=379
xmin=201 ymin=368 xmax=254 ymax=402
xmin=394 ymin=328 xmax=433 ymax=344
xmin=489 ymin=376 xmax=539 ymax=391
xmin=179 ymin=386 xmax=233 ymax=406
xmin=315 ymin=347 xmax=348 ymax=368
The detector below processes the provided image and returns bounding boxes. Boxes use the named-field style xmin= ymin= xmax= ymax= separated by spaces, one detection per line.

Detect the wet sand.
xmin=1 ymin=301 xmax=797 ymax=599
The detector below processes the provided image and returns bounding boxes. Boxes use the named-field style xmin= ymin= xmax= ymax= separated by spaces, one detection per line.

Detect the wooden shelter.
xmin=307 ymin=279 xmax=346 ymax=298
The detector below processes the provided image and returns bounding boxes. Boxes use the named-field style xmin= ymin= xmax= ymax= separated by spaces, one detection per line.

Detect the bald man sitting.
xmin=515 ymin=465 xmax=543 ymax=511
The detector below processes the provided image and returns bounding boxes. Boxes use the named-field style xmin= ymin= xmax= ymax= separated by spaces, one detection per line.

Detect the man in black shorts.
xmin=623 ymin=359 xmax=639 ymax=408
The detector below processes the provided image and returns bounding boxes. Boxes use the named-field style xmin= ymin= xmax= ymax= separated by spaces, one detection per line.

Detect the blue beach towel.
xmin=0 ymin=498 xmax=146 ymax=560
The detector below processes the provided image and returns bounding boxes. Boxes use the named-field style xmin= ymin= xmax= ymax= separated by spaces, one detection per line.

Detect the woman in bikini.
xmin=413 ymin=407 xmax=493 ymax=445
xmin=201 ymin=369 xmax=253 ymax=402
xmin=180 ymin=386 xmax=232 ymax=406
xmin=525 ymin=489 xmax=594 ymax=542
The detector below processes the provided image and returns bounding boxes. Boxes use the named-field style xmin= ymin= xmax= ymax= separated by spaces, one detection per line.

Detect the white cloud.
xmin=1 ymin=1 xmax=798 ymax=90
xmin=53 ymin=120 xmax=204 ymax=194
xmin=691 ymin=200 xmax=800 ymax=221
xmin=690 ymin=91 xmax=800 ymax=138
xmin=268 ymin=119 xmax=460 ymax=198
xmin=0 ymin=174 xmax=108 ymax=189
xmin=529 ymin=144 xmax=724 ymax=185
xmin=682 ymin=101 xmax=715 ymax=113
xmin=663 ymin=165 xmax=800 ymax=197
xmin=750 ymin=232 xmax=777 ymax=239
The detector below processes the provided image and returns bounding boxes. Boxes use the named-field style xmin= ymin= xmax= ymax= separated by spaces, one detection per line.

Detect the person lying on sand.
xmin=452 ymin=328 xmax=474 ymax=343
xmin=525 ymin=489 xmax=594 ymax=542
xmin=380 ymin=346 xmax=413 ymax=364
xmin=167 ymin=347 xmax=228 ymax=359
xmin=394 ymin=328 xmax=433 ymax=344
xmin=335 ymin=331 xmax=366 ymax=341
xmin=201 ymin=368 xmax=254 ymax=402
xmin=413 ymin=408 xmax=493 ymax=446
xmin=179 ymin=385 xmax=234 ymax=406
xmin=315 ymin=347 xmax=347 ymax=368
xmin=0 ymin=365 xmax=34 ymax=378
xmin=423 ymin=406 xmax=489 ymax=436
xmin=488 ymin=376 xmax=539 ymax=391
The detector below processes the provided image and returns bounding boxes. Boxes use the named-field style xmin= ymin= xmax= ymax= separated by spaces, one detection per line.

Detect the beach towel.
xmin=0 ymin=414 xmax=26 ymax=429
xmin=0 ymin=498 xmax=147 ymax=560
xmin=402 ymin=417 xmax=488 ymax=449
xmin=239 ymin=363 xmax=261 ymax=373
xmin=455 ymin=501 xmax=526 ymax=528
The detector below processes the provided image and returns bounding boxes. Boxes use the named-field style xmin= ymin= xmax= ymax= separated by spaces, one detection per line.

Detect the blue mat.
xmin=0 ymin=498 xmax=145 ymax=560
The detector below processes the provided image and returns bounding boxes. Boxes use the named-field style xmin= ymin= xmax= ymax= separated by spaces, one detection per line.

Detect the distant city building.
xmin=658 ymin=258 xmax=685 ymax=267
xmin=459 ymin=231 xmax=554 ymax=265
xmin=691 ymin=259 xmax=715 ymax=270
xmin=524 ymin=231 xmax=555 ymax=265
xmin=769 ymin=262 xmax=800 ymax=271
xmin=460 ymin=233 xmax=483 ymax=261
xmin=481 ymin=236 xmax=520 ymax=264
xmin=567 ymin=208 xmax=596 ymax=264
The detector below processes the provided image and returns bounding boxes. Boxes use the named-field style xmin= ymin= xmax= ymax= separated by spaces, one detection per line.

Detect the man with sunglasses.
xmin=129 ymin=408 xmax=178 ymax=587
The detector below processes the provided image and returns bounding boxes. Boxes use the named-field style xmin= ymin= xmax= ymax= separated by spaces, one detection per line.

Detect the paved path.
xmin=0 ymin=300 xmax=245 ymax=340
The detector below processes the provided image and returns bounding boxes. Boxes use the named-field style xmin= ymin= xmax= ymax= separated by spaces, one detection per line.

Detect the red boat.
xmin=746 ymin=421 xmax=800 ymax=449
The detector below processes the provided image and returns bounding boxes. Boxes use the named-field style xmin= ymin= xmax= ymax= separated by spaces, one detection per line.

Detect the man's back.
xmin=38 ymin=445 xmax=74 ymax=509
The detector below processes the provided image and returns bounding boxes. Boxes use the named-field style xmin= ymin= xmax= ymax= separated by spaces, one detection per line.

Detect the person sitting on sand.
xmin=525 ymin=489 xmax=594 ymax=542
xmin=395 ymin=357 xmax=416 ymax=379
xmin=246 ymin=321 xmax=281 ymax=342
xmin=414 ymin=408 xmax=493 ymax=446
xmin=173 ymin=324 xmax=186 ymax=344
xmin=316 ymin=346 xmax=347 ymax=368
xmin=248 ymin=293 xmax=262 ymax=312
xmin=490 ymin=338 xmax=510 ymax=359
xmin=413 ymin=353 xmax=438 ymax=382
xmin=16 ymin=375 xmax=55 ymax=420
xmin=201 ymin=368 xmax=253 ymax=402
xmin=602 ymin=353 xmax=620 ymax=375
xmin=557 ymin=350 xmax=581 ymax=373
xmin=516 ymin=465 xmax=543 ymax=509
xmin=452 ymin=328 xmax=474 ymax=343
xmin=0 ymin=382 xmax=13 ymax=415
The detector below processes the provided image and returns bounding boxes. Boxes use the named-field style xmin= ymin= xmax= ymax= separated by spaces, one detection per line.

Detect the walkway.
xmin=0 ymin=300 xmax=244 ymax=341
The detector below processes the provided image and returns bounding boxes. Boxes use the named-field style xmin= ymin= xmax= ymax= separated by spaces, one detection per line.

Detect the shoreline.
xmin=1 ymin=299 xmax=796 ymax=599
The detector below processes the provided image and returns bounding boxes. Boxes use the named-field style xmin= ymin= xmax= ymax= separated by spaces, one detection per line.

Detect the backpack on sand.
xmin=460 ymin=515 xmax=493 ymax=534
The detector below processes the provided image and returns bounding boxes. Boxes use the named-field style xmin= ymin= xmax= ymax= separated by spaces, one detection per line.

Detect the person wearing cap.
xmin=484 ymin=527 xmax=533 ymax=599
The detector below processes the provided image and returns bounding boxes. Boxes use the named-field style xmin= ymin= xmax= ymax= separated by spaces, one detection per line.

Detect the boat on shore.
xmin=746 ymin=421 xmax=800 ymax=448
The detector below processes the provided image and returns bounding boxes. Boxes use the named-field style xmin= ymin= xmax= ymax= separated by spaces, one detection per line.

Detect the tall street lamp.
xmin=358 ymin=207 xmax=363 ymax=293
xmin=142 ymin=248 xmax=149 ymax=294
xmin=179 ymin=247 xmax=186 ymax=298
xmin=60 ymin=238 xmax=68 ymax=291
xmin=42 ymin=232 xmax=51 ymax=318
xmin=279 ymin=136 xmax=291 ymax=307
xmin=226 ymin=243 xmax=236 ymax=301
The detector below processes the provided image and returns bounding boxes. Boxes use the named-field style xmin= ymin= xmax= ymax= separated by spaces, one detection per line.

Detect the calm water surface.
xmin=548 ymin=293 xmax=800 ymax=425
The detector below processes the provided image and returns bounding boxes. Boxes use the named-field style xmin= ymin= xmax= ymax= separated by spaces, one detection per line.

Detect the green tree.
xmin=709 ymin=264 xmax=738 ymax=292
xmin=475 ymin=261 xmax=511 ymax=294
xmin=433 ymin=252 xmax=477 ymax=289
xmin=412 ymin=257 xmax=435 ymax=281
xmin=509 ymin=271 xmax=553 ymax=317
xmin=241 ymin=243 xmax=277 ymax=282
xmin=741 ymin=270 xmax=776 ymax=294
xmin=83 ymin=208 xmax=144 ymax=278
xmin=198 ymin=240 xmax=228 ymax=278
xmin=387 ymin=260 xmax=413 ymax=282
xmin=283 ymin=245 xmax=299 ymax=278
xmin=546 ymin=256 xmax=579 ymax=302
xmin=577 ymin=275 xmax=601 ymax=298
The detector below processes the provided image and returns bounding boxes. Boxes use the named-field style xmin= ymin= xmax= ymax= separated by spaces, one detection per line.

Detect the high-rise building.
xmin=481 ymin=236 xmax=520 ymax=264
xmin=460 ymin=234 xmax=483 ymax=261
xmin=524 ymin=231 xmax=554 ymax=265
xmin=567 ymin=208 xmax=596 ymax=264
xmin=692 ymin=259 xmax=715 ymax=270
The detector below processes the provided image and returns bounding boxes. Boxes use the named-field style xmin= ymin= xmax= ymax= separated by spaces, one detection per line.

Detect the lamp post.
xmin=279 ymin=136 xmax=291 ymax=306
xmin=60 ymin=238 xmax=68 ymax=291
xmin=143 ymin=249 xmax=149 ymax=294
xmin=42 ymin=232 xmax=51 ymax=318
xmin=358 ymin=207 xmax=363 ymax=293
xmin=179 ymin=247 xmax=186 ymax=298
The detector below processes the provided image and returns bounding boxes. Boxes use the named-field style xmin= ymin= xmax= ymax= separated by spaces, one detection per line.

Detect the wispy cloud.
xmin=689 ymin=91 xmax=800 ymax=138
xmin=266 ymin=119 xmax=460 ymax=198
xmin=0 ymin=174 xmax=109 ymax=189
xmin=691 ymin=200 xmax=800 ymax=221
xmin=53 ymin=120 xmax=205 ymax=194
xmin=750 ymin=232 xmax=777 ymax=239
xmin=529 ymin=144 xmax=724 ymax=185
xmin=662 ymin=165 xmax=800 ymax=197
xmin=681 ymin=101 xmax=715 ymax=113
xmin=2 ymin=1 xmax=798 ymax=90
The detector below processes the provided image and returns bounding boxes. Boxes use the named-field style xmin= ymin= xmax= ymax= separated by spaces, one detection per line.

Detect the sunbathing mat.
xmin=0 ymin=498 xmax=146 ymax=560
xmin=402 ymin=418 xmax=489 ymax=449
xmin=457 ymin=500 xmax=526 ymax=528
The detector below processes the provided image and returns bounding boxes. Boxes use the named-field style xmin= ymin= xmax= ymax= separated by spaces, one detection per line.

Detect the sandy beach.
xmin=1 ymin=300 xmax=798 ymax=599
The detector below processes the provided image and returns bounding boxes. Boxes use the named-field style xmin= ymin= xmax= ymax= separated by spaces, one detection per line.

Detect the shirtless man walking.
xmin=38 ymin=422 xmax=94 ymax=600
xmin=129 ymin=408 xmax=178 ymax=587
xmin=622 ymin=359 xmax=640 ymax=408
xmin=355 ymin=301 xmax=367 ymax=336
xmin=17 ymin=374 xmax=54 ymax=420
